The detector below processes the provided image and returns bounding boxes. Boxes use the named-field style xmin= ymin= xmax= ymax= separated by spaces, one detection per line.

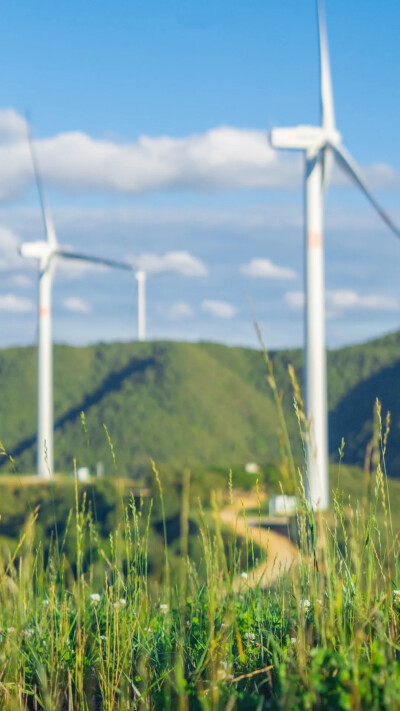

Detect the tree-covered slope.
xmin=1 ymin=331 xmax=400 ymax=477
xmin=0 ymin=341 xmax=283 ymax=475
xmin=198 ymin=333 xmax=400 ymax=474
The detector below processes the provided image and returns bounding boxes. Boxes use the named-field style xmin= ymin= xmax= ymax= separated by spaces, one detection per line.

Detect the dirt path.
xmin=218 ymin=493 xmax=298 ymax=587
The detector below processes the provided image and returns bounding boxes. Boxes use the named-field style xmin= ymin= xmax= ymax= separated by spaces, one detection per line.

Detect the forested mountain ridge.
xmin=1 ymin=331 xmax=400 ymax=477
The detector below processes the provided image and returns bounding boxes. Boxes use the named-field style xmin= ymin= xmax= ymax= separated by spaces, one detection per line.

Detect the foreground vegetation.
xmin=0 ymin=451 xmax=398 ymax=709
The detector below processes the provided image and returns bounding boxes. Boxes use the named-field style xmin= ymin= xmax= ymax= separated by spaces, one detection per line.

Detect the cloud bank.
xmin=0 ymin=109 xmax=397 ymax=201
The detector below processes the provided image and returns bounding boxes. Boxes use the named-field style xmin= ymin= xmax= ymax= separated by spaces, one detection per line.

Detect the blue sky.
xmin=0 ymin=0 xmax=399 ymax=350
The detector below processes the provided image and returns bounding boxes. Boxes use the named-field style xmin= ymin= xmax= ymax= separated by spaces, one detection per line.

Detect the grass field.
xmin=0 ymin=447 xmax=399 ymax=710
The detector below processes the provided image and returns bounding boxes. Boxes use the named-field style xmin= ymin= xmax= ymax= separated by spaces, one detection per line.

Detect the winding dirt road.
xmin=218 ymin=493 xmax=298 ymax=587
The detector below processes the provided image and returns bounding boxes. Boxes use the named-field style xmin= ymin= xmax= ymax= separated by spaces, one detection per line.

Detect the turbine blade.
xmin=56 ymin=249 xmax=134 ymax=271
xmin=318 ymin=0 xmax=335 ymax=133
xmin=27 ymin=123 xmax=57 ymax=246
xmin=330 ymin=142 xmax=400 ymax=239
xmin=321 ymin=146 xmax=333 ymax=192
xmin=317 ymin=0 xmax=335 ymax=190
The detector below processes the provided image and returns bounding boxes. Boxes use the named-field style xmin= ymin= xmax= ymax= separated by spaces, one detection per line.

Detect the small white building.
xmin=269 ymin=495 xmax=298 ymax=517
xmin=96 ymin=461 xmax=105 ymax=478
xmin=76 ymin=467 xmax=90 ymax=482
xmin=245 ymin=462 xmax=261 ymax=474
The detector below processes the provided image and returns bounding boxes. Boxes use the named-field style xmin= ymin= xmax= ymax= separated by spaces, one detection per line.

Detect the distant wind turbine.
xmin=135 ymin=270 xmax=146 ymax=341
xmin=19 ymin=129 xmax=134 ymax=479
xmin=270 ymin=0 xmax=400 ymax=510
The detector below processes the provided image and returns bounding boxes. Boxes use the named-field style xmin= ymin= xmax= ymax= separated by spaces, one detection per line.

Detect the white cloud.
xmin=33 ymin=125 xmax=298 ymax=194
xmin=326 ymin=289 xmax=399 ymax=313
xmin=284 ymin=289 xmax=399 ymax=314
xmin=63 ymin=296 xmax=91 ymax=314
xmin=0 ymin=293 xmax=33 ymax=312
xmin=0 ymin=109 xmax=396 ymax=201
xmin=202 ymin=299 xmax=237 ymax=318
xmin=0 ymin=109 xmax=27 ymax=144
xmin=159 ymin=301 xmax=193 ymax=320
xmin=129 ymin=251 xmax=207 ymax=277
xmin=37 ymin=127 xmax=398 ymax=194
xmin=241 ymin=258 xmax=296 ymax=279
xmin=0 ymin=117 xmax=297 ymax=200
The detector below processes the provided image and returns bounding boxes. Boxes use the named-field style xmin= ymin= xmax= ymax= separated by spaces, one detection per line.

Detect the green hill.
xmin=1 ymin=331 xmax=400 ymax=477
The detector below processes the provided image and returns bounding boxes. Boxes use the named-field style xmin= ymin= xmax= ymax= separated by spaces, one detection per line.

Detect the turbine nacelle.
xmin=269 ymin=125 xmax=341 ymax=153
xmin=19 ymin=241 xmax=55 ymax=263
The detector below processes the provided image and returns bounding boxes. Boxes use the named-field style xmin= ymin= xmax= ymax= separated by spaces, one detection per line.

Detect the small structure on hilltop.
xmin=269 ymin=495 xmax=298 ymax=517
xmin=245 ymin=462 xmax=261 ymax=475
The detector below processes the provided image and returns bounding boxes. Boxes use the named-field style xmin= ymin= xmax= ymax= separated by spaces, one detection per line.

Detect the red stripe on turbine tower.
xmin=307 ymin=232 xmax=323 ymax=248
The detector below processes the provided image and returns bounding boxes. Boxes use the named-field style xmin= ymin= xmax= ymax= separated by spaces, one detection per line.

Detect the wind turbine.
xmin=270 ymin=0 xmax=400 ymax=510
xmin=135 ymin=270 xmax=147 ymax=341
xmin=19 ymin=131 xmax=134 ymax=479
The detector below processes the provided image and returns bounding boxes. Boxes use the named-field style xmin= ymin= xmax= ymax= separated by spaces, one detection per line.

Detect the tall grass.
xmin=0 ymin=442 xmax=398 ymax=710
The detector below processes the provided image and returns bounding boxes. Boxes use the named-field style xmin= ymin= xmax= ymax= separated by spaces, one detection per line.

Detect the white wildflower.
xmin=42 ymin=599 xmax=49 ymax=607
xmin=244 ymin=632 xmax=256 ymax=642
xmin=241 ymin=572 xmax=248 ymax=580
xmin=290 ymin=637 xmax=297 ymax=644
xmin=160 ymin=603 xmax=168 ymax=613
xmin=90 ymin=593 xmax=101 ymax=604
xmin=393 ymin=590 xmax=400 ymax=603
xmin=113 ymin=598 xmax=127 ymax=610
xmin=300 ymin=599 xmax=310 ymax=609
xmin=100 ymin=635 xmax=107 ymax=641
xmin=7 ymin=627 xmax=15 ymax=634
xmin=217 ymin=662 xmax=231 ymax=680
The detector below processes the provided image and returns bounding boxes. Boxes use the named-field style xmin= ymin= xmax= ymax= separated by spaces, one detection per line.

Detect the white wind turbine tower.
xmin=270 ymin=0 xmax=400 ymax=510
xmin=19 ymin=131 xmax=134 ymax=479
xmin=135 ymin=270 xmax=147 ymax=341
